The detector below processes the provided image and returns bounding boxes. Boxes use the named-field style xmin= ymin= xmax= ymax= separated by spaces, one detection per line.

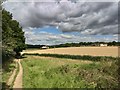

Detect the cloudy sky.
xmin=2 ymin=0 xmax=119 ymax=45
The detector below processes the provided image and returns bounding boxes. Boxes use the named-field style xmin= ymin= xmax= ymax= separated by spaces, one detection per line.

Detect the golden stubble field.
xmin=22 ymin=46 xmax=119 ymax=57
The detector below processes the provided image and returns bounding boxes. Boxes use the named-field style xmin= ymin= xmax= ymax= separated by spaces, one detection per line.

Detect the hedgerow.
xmin=23 ymin=53 xmax=119 ymax=61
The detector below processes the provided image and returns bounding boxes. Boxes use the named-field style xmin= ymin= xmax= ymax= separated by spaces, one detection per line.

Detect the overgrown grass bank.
xmin=22 ymin=55 xmax=119 ymax=88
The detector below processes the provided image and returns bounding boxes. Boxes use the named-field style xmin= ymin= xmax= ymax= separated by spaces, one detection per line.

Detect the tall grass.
xmin=22 ymin=55 xmax=119 ymax=88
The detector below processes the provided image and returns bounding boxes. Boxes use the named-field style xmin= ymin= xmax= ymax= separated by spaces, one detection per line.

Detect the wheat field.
xmin=22 ymin=46 xmax=119 ymax=57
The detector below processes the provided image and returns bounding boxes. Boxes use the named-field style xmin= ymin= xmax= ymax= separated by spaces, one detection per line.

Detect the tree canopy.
xmin=2 ymin=9 xmax=26 ymax=61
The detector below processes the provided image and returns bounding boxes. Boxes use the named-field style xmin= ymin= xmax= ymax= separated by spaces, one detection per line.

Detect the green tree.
xmin=2 ymin=9 xmax=26 ymax=60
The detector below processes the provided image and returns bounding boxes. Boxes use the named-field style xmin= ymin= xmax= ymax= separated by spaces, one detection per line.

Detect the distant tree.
xmin=112 ymin=41 xmax=116 ymax=46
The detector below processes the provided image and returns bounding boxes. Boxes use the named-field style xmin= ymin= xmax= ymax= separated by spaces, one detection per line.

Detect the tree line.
xmin=26 ymin=41 xmax=120 ymax=49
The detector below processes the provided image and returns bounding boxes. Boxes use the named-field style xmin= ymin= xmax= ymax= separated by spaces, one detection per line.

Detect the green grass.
xmin=22 ymin=55 xmax=119 ymax=88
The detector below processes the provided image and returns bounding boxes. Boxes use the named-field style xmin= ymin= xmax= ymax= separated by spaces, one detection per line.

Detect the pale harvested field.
xmin=22 ymin=46 xmax=119 ymax=57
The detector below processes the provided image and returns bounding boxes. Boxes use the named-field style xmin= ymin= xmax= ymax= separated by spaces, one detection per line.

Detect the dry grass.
xmin=22 ymin=46 xmax=118 ymax=57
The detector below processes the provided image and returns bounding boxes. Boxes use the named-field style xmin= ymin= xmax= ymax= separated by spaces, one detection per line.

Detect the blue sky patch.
xmin=34 ymin=26 xmax=62 ymax=34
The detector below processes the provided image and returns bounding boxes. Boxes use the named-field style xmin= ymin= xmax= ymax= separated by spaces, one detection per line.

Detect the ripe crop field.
xmin=21 ymin=54 xmax=119 ymax=88
xmin=22 ymin=46 xmax=119 ymax=57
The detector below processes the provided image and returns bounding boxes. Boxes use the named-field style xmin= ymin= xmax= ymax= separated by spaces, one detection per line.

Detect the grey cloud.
xmin=81 ymin=25 xmax=118 ymax=35
xmin=3 ymin=1 xmax=118 ymax=35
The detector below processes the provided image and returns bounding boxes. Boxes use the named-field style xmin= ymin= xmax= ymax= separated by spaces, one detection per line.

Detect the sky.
xmin=2 ymin=0 xmax=119 ymax=45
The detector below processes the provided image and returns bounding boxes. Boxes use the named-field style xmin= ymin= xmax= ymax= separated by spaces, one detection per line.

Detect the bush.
xmin=2 ymin=48 xmax=15 ymax=63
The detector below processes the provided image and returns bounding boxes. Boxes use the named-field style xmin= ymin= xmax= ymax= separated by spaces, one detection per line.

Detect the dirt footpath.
xmin=13 ymin=59 xmax=23 ymax=89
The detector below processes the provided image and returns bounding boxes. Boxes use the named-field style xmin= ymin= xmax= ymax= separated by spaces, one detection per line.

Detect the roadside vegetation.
xmin=22 ymin=54 xmax=119 ymax=88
